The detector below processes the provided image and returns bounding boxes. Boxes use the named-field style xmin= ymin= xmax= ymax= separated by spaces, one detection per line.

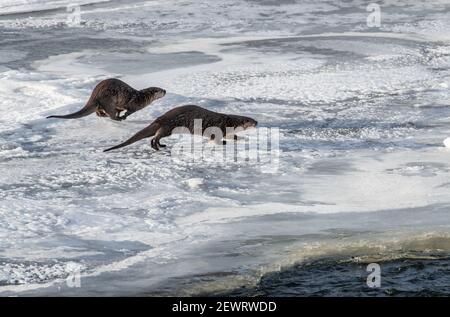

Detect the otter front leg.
xmin=100 ymin=105 xmax=123 ymax=121
xmin=111 ymin=112 xmax=123 ymax=121
xmin=209 ymin=136 xmax=227 ymax=145
xmin=119 ymin=109 xmax=136 ymax=121
xmin=225 ymin=134 xmax=242 ymax=141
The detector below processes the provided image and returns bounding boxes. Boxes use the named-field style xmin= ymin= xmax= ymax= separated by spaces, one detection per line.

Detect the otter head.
xmin=229 ymin=115 xmax=258 ymax=130
xmin=242 ymin=117 xmax=258 ymax=130
xmin=141 ymin=87 xmax=166 ymax=102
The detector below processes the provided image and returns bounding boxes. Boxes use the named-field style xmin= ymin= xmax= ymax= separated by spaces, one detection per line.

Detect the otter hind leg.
xmin=209 ymin=135 xmax=226 ymax=145
xmin=151 ymin=129 xmax=169 ymax=151
xmin=157 ymin=140 xmax=166 ymax=148
xmin=96 ymin=107 xmax=108 ymax=117
xmin=151 ymin=138 xmax=160 ymax=151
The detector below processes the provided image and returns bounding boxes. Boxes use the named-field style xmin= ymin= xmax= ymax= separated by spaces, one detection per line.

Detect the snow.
xmin=0 ymin=0 xmax=110 ymax=15
xmin=1 ymin=0 xmax=450 ymax=295
xmin=444 ymin=137 xmax=450 ymax=148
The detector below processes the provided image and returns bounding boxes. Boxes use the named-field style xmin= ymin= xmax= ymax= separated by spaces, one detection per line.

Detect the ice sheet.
xmin=1 ymin=0 xmax=450 ymax=295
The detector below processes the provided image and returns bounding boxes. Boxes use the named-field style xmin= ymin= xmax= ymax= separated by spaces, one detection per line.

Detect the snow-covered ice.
xmin=1 ymin=0 xmax=450 ymax=295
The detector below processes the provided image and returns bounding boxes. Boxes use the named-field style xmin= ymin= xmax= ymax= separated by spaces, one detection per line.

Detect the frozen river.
xmin=1 ymin=0 xmax=450 ymax=296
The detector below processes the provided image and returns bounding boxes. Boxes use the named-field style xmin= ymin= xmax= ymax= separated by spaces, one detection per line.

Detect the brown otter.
xmin=104 ymin=105 xmax=257 ymax=152
xmin=46 ymin=78 xmax=166 ymax=121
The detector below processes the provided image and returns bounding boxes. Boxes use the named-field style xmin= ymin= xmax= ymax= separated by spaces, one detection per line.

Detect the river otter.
xmin=104 ymin=105 xmax=257 ymax=152
xmin=46 ymin=78 xmax=166 ymax=121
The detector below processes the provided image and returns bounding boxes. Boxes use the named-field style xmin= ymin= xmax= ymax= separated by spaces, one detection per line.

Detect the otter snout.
xmin=142 ymin=87 xmax=166 ymax=100
xmin=244 ymin=118 xmax=258 ymax=129
xmin=156 ymin=88 xmax=166 ymax=99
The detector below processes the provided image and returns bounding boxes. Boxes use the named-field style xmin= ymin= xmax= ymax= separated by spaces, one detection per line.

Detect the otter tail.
xmin=104 ymin=122 xmax=160 ymax=152
xmin=46 ymin=100 xmax=98 ymax=119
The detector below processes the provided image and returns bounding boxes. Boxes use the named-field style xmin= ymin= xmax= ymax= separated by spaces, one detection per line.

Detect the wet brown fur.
xmin=104 ymin=105 xmax=257 ymax=152
xmin=47 ymin=78 xmax=165 ymax=121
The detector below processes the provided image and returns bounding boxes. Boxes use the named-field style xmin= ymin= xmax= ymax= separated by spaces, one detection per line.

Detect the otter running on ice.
xmin=104 ymin=105 xmax=257 ymax=152
xmin=47 ymin=78 xmax=166 ymax=121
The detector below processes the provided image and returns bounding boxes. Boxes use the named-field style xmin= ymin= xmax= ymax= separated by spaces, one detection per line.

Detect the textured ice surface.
xmin=1 ymin=0 xmax=450 ymax=295
xmin=0 ymin=0 xmax=110 ymax=15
